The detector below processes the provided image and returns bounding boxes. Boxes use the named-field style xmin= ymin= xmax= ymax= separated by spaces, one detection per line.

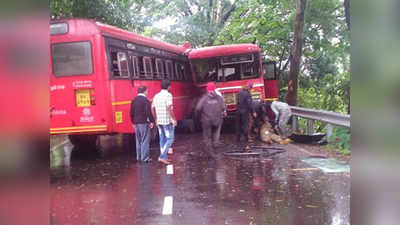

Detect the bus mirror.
xmin=262 ymin=61 xmax=276 ymax=80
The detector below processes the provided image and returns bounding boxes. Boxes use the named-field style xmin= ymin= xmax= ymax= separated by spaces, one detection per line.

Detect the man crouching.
xmin=260 ymin=121 xmax=291 ymax=145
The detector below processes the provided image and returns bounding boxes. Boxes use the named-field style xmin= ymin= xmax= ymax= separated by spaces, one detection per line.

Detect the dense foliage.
xmin=50 ymin=0 xmax=163 ymax=32
xmin=215 ymin=0 xmax=350 ymax=113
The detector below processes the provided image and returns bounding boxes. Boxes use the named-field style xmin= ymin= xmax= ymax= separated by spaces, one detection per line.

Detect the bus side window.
xmin=117 ymin=52 xmax=129 ymax=77
xmin=262 ymin=61 xmax=276 ymax=80
xmin=131 ymin=55 xmax=140 ymax=79
xmin=184 ymin=64 xmax=192 ymax=81
xmin=174 ymin=63 xmax=181 ymax=80
xmin=110 ymin=50 xmax=127 ymax=77
xmin=176 ymin=63 xmax=184 ymax=81
xmin=155 ymin=58 xmax=165 ymax=80
xmin=165 ymin=60 xmax=174 ymax=80
xmin=143 ymin=56 xmax=153 ymax=78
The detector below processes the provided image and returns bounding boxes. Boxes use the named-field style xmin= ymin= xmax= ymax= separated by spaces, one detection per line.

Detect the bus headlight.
xmin=251 ymin=91 xmax=261 ymax=101
xmin=222 ymin=92 xmax=236 ymax=105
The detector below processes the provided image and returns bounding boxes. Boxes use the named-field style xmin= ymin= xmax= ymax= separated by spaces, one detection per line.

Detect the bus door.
xmin=262 ymin=61 xmax=278 ymax=100
xmin=50 ymin=40 xmax=109 ymax=135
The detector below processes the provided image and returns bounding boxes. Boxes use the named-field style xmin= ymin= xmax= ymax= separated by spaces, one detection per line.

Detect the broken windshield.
xmin=191 ymin=53 xmax=260 ymax=83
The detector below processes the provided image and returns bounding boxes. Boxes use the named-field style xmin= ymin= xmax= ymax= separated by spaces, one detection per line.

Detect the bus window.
xmin=165 ymin=60 xmax=174 ymax=80
xmin=117 ymin=52 xmax=129 ymax=77
xmin=131 ymin=55 xmax=140 ymax=79
xmin=143 ymin=56 xmax=153 ymax=78
xmin=191 ymin=58 xmax=218 ymax=82
xmin=241 ymin=62 xmax=255 ymax=78
xmin=176 ymin=63 xmax=186 ymax=81
xmin=184 ymin=64 xmax=192 ymax=81
xmin=110 ymin=50 xmax=129 ymax=77
xmin=52 ymin=41 xmax=93 ymax=77
xmin=155 ymin=58 xmax=165 ymax=79
xmin=263 ymin=61 xmax=276 ymax=80
xmin=191 ymin=53 xmax=259 ymax=83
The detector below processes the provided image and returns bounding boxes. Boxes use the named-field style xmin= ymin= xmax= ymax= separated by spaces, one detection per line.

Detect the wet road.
xmin=50 ymin=132 xmax=350 ymax=225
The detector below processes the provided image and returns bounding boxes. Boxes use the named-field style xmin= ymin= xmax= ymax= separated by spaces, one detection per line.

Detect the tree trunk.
xmin=286 ymin=0 xmax=307 ymax=106
xmin=344 ymin=0 xmax=350 ymax=31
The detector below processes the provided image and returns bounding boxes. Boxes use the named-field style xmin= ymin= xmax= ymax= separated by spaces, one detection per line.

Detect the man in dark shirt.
xmin=130 ymin=86 xmax=155 ymax=163
xmin=195 ymin=82 xmax=226 ymax=158
xmin=236 ymin=82 xmax=256 ymax=145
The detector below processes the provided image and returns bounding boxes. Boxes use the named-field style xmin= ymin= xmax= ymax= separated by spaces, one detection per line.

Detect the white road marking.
xmin=162 ymin=196 xmax=173 ymax=215
xmin=167 ymin=165 xmax=174 ymax=175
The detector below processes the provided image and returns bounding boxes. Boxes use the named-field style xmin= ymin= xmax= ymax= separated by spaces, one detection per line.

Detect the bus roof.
xmin=188 ymin=44 xmax=261 ymax=59
xmin=50 ymin=19 xmax=188 ymax=54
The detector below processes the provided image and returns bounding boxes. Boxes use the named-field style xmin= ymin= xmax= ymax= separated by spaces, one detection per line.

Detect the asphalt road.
xmin=50 ymin=131 xmax=350 ymax=225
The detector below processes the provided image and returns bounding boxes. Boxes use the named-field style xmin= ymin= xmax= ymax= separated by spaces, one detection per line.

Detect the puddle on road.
xmin=301 ymin=158 xmax=350 ymax=173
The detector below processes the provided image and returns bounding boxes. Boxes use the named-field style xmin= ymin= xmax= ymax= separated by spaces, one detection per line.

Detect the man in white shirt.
xmin=268 ymin=100 xmax=292 ymax=139
xmin=151 ymin=79 xmax=177 ymax=165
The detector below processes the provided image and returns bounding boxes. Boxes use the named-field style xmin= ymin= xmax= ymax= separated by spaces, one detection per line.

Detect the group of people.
xmin=233 ymin=82 xmax=292 ymax=147
xmin=130 ymin=79 xmax=292 ymax=165
xmin=130 ymin=79 xmax=175 ymax=165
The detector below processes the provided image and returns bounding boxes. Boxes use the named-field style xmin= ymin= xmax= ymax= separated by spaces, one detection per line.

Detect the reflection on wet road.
xmin=50 ymin=133 xmax=350 ymax=225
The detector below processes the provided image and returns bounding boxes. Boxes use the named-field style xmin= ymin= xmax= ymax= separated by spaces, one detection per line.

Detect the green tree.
xmin=216 ymin=0 xmax=350 ymax=112
xmin=148 ymin=0 xmax=237 ymax=47
xmin=50 ymin=0 xmax=158 ymax=32
xmin=287 ymin=0 xmax=307 ymax=106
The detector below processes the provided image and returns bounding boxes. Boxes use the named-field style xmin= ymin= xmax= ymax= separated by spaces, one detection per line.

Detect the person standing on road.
xmin=151 ymin=79 xmax=177 ymax=165
xmin=130 ymin=86 xmax=155 ymax=163
xmin=195 ymin=82 xmax=226 ymax=158
xmin=267 ymin=100 xmax=292 ymax=139
xmin=236 ymin=82 xmax=257 ymax=146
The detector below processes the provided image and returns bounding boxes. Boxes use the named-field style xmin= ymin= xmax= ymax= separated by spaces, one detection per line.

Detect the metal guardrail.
xmin=290 ymin=106 xmax=350 ymax=128
xmin=289 ymin=106 xmax=350 ymax=138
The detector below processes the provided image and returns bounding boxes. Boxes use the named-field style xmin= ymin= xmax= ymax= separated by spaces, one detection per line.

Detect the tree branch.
xmin=183 ymin=0 xmax=194 ymax=16
xmin=221 ymin=1 xmax=237 ymax=25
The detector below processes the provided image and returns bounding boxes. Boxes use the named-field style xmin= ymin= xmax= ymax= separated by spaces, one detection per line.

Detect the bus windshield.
xmin=191 ymin=53 xmax=260 ymax=83
xmin=52 ymin=41 xmax=93 ymax=77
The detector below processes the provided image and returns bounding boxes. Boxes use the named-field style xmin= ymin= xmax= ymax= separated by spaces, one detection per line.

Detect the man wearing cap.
xmin=236 ymin=82 xmax=257 ymax=146
xmin=195 ymin=82 xmax=226 ymax=158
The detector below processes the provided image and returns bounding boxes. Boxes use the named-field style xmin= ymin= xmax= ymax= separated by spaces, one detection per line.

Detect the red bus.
xmin=187 ymin=44 xmax=278 ymax=115
xmin=50 ymin=19 xmax=193 ymax=145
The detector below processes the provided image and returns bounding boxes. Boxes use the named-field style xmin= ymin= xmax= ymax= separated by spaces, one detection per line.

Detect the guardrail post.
xmin=292 ymin=116 xmax=298 ymax=131
xmin=307 ymin=119 xmax=314 ymax=135
xmin=326 ymin=123 xmax=333 ymax=141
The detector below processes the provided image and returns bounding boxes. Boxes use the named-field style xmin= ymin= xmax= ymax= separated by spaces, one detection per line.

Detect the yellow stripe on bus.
xmin=50 ymin=125 xmax=107 ymax=131
xmin=111 ymin=95 xmax=191 ymax=106
xmin=112 ymin=101 xmax=131 ymax=106
xmin=50 ymin=128 xmax=107 ymax=134
xmin=264 ymin=98 xmax=278 ymax=101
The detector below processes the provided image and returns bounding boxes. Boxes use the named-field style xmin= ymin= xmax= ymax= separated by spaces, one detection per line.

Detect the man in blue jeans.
xmin=130 ymin=86 xmax=155 ymax=163
xmin=151 ymin=79 xmax=177 ymax=165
